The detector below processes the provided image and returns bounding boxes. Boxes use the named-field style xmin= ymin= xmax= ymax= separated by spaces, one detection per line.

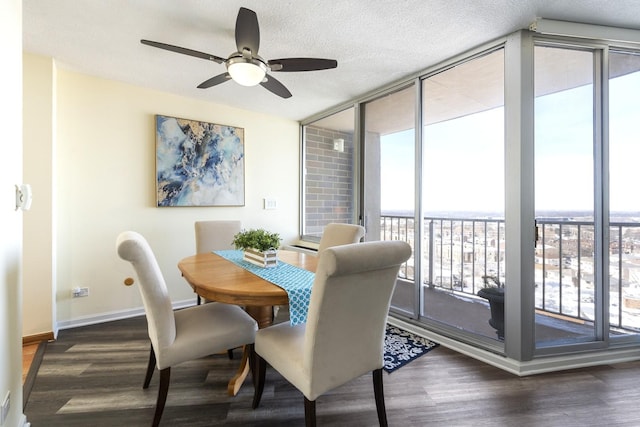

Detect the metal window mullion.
xmin=594 ymin=47 xmax=609 ymax=342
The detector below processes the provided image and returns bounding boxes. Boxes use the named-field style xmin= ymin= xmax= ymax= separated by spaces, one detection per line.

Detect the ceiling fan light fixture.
xmin=141 ymin=8 xmax=336 ymax=98
xmin=227 ymin=56 xmax=267 ymax=86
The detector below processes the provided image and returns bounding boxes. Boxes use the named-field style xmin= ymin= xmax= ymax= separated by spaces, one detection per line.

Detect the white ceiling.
xmin=22 ymin=0 xmax=640 ymax=122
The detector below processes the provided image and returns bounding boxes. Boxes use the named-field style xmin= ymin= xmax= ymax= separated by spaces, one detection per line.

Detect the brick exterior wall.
xmin=304 ymin=125 xmax=354 ymax=237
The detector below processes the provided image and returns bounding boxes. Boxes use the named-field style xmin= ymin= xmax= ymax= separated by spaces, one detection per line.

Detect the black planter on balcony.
xmin=477 ymin=286 xmax=505 ymax=340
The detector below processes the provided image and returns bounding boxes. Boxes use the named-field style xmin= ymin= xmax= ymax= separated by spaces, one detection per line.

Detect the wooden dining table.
xmin=177 ymin=250 xmax=318 ymax=396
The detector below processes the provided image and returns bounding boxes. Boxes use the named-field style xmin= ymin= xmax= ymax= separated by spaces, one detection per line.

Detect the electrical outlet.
xmin=72 ymin=287 xmax=89 ymax=298
xmin=1 ymin=391 xmax=10 ymax=425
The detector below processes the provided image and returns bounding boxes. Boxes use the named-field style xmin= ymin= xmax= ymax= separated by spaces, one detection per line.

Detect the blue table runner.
xmin=213 ymin=250 xmax=314 ymax=325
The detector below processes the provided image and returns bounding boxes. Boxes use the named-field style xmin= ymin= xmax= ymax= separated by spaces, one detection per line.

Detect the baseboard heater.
xmin=283 ymin=244 xmax=317 ymax=255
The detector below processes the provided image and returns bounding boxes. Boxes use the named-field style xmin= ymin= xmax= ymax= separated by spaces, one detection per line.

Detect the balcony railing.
xmin=381 ymin=213 xmax=640 ymax=333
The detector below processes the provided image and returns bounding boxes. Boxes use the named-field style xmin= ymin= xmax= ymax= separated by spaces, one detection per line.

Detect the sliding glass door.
xmin=608 ymin=50 xmax=640 ymax=342
xmin=534 ymin=44 xmax=640 ymax=350
xmin=533 ymin=45 xmax=599 ymax=347
xmin=362 ymin=84 xmax=416 ymax=317
xmin=420 ymin=48 xmax=506 ymax=340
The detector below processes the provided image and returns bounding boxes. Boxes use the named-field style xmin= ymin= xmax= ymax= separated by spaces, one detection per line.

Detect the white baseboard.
xmin=55 ymin=299 xmax=196 ymax=331
xmin=388 ymin=316 xmax=640 ymax=375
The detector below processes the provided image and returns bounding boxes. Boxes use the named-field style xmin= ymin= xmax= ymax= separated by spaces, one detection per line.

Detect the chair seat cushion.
xmin=157 ymin=302 xmax=257 ymax=369
xmin=255 ymin=322 xmax=312 ymax=396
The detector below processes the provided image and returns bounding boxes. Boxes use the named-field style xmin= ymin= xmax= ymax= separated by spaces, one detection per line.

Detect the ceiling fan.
xmin=141 ymin=7 xmax=337 ymax=99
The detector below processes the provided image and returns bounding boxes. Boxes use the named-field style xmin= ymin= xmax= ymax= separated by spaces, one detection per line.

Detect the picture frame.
xmin=155 ymin=115 xmax=245 ymax=207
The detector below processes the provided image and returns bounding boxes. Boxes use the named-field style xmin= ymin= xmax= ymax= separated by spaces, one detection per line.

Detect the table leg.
xmin=245 ymin=305 xmax=275 ymax=329
xmin=227 ymin=345 xmax=250 ymax=396
xmin=226 ymin=305 xmax=273 ymax=396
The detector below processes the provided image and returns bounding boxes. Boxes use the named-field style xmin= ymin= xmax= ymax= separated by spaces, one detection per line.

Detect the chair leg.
xmin=152 ymin=367 xmax=171 ymax=427
xmin=373 ymin=368 xmax=388 ymax=427
xmin=143 ymin=343 xmax=156 ymax=389
xmin=251 ymin=348 xmax=267 ymax=409
xmin=304 ymin=397 xmax=316 ymax=427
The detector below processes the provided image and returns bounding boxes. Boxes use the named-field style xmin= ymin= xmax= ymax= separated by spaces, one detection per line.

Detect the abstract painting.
xmin=155 ymin=115 xmax=245 ymax=207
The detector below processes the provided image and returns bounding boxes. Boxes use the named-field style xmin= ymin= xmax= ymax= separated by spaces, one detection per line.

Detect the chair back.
xmin=195 ymin=220 xmax=242 ymax=253
xmin=303 ymin=240 xmax=411 ymax=395
xmin=317 ymin=223 xmax=365 ymax=253
xmin=116 ymin=231 xmax=176 ymax=355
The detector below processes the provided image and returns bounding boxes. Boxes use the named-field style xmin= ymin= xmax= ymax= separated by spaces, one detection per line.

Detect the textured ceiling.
xmin=22 ymin=0 xmax=640 ymax=122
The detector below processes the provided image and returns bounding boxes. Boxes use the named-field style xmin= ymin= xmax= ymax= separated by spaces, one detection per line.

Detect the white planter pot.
xmin=243 ymin=248 xmax=278 ymax=268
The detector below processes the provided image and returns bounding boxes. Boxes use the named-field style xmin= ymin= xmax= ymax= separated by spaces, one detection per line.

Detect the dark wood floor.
xmin=24 ymin=315 xmax=640 ymax=426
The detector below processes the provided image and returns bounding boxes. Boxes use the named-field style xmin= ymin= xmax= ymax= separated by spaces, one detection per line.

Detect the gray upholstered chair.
xmin=116 ymin=231 xmax=257 ymax=427
xmin=195 ymin=220 xmax=242 ymax=254
xmin=251 ymin=240 xmax=412 ymax=427
xmin=317 ymin=222 xmax=365 ymax=254
xmin=276 ymin=223 xmax=365 ymax=325
xmin=195 ymin=220 xmax=243 ymax=358
xmin=194 ymin=220 xmax=242 ymax=305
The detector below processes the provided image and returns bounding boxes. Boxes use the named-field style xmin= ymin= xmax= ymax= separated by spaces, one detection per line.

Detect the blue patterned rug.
xmin=383 ymin=325 xmax=439 ymax=373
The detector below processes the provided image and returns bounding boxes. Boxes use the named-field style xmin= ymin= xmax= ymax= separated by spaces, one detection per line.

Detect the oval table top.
xmin=178 ymin=250 xmax=319 ymax=307
xmin=178 ymin=249 xmax=319 ymax=396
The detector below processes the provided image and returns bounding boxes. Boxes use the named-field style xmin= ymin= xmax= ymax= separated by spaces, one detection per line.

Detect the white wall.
xmin=1 ymin=0 xmax=26 ymax=425
xmin=23 ymin=57 xmax=300 ymax=331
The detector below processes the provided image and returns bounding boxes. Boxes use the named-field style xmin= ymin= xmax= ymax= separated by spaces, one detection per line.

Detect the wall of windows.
xmin=363 ymin=84 xmax=416 ymax=317
xmin=301 ymin=23 xmax=640 ymax=372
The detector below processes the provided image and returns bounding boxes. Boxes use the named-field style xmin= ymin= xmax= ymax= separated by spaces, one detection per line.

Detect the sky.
xmin=609 ymin=70 xmax=640 ymax=213
xmin=380 ymin=68 xmax=640 ymax=215
xmin=380 ymin=108 xmax=504 ymax=213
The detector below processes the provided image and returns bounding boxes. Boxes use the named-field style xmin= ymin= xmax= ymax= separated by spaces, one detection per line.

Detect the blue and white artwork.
xmin=156 ymin=115 xmax=245 ymax=207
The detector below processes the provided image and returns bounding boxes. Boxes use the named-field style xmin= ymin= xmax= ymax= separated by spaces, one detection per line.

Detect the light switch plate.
xmin=264 ymin=198 xmax=277 ymax=210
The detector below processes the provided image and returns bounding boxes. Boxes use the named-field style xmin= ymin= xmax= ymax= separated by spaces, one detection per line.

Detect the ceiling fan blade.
xmin=260 ymin=74 xmax=292 ymax=99
xmin=235 ymin=7 xmax=260 ymax=54
xmin=268 ymin=58 xmax=338 ymax=72
xmin=197 ymin=73 xmax=231 ymax=89
xmin=141 ymin=39 xmax=225 ymax=64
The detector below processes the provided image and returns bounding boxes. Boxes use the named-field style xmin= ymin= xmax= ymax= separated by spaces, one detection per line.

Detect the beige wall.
xmin=23 ymin=53 xmax=56 ymax=337
xmin=2 ymin=0 xmax=26 ymax=425
xmin=23 ymin=55 xmax=300 ymax=333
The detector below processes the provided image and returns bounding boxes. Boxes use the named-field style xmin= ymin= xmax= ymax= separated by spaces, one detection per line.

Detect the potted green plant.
xmin=232 ymin=228 xmax=281 ymax=268
xmin=477 ymin=275 xmax=505 ymax=340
